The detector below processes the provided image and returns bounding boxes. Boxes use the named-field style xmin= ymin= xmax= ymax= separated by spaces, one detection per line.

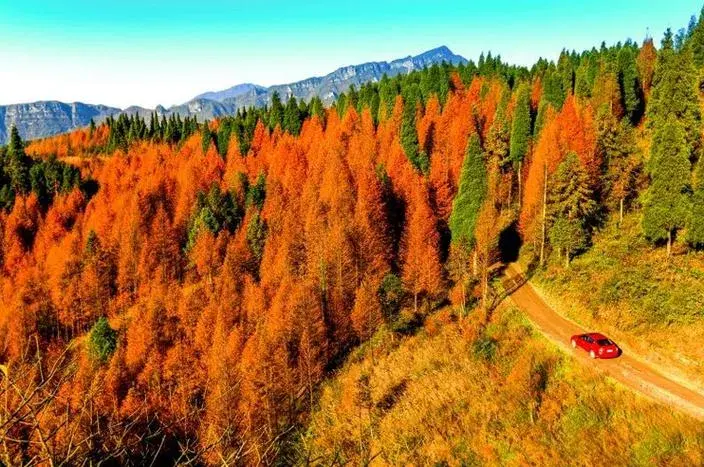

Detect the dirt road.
xmin=504 ymin=264 xmax=704 ymax=421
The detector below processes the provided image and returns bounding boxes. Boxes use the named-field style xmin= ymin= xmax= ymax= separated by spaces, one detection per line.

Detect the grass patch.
xmin=300 ymin=304 xmax=704 ymax=465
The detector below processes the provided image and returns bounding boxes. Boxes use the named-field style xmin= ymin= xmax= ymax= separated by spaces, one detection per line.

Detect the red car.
xmin=570 ymin=333 xmax=621 ymax=359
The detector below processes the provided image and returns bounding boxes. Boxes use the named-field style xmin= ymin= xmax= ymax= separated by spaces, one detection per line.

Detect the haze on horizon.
xmin=0 ymin=0 xmax=701 ymax=109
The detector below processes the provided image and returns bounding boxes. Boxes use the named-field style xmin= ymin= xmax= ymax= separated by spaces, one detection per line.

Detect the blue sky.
xmin=0 ymin=0 xmax=701 ymax=108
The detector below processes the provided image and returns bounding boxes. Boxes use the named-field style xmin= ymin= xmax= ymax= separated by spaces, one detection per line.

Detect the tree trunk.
xmin=507 ymin=174 xmax=513 ymax=208
xmin=539 ymin=163 xmax=547 ymax=267
xmin=414 ymin=291 xmax=418 ymax=315
xmin=667 ymin=229 xmax=672 ymax=258
xmin=619 ymin=198 xmax=624 ymax=226
xmin=565 ymin=251 xmax=570 ymax=268
xmin=472 ymin=250 xmax=478 ymax=277
xmin=518 ymin=160 xmax=523 ymax=208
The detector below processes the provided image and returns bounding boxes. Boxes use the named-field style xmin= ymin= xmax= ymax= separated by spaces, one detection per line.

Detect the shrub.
xmin=378 ymin=273 xmax=404 ymax=323
xmin=88 ymin=317 xmax=117 ymax=363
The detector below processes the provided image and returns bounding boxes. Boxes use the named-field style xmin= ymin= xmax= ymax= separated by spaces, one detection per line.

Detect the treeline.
xmin=0 ymin=126 xmax=82 ymax=210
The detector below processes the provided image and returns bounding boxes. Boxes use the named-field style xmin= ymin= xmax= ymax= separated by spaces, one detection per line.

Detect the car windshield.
xmin=597 ymin=339 xmax=614 ymax=346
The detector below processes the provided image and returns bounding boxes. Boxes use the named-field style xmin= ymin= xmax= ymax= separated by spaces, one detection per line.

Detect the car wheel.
xmin=571 ymin=339 xmax=577 ymax=349
xmin=589 ymin=350 xmax=596 ymax=359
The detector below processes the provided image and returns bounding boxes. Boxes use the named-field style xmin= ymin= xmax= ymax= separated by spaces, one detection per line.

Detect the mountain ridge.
xmin=0 ymin=46 xmax=466 ymax=145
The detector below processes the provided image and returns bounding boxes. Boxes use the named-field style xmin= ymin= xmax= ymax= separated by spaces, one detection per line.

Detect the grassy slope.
xmin=531 ymin=212 xmax=704 ymax=389
xmin=302 ymin=306 xmax=704 ymax=466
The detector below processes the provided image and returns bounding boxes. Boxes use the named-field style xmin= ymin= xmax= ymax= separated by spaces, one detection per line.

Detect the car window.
xmin=597 ymin=339 xmax=614 ymax=346
xmin=582 ymin=336 xmax=592 ymax=343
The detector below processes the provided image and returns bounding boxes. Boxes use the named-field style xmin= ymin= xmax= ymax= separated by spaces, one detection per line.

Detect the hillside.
xmin=527 ymin=213 xmax=704 ymax=389
xmin=0 ymin=101 xmax=120 ymax=146
xmin=3 ymin=6 xmax=704 ymax=465
xmin=304 ymin=306 xmax=704 ymax=465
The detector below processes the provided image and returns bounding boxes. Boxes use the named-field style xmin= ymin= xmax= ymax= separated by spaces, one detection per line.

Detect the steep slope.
xmin=0 ymin=101 xmax=120 ymax=144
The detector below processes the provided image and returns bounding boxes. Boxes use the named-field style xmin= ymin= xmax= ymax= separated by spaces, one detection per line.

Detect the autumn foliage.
xmin=3 ymin=26 xmax=703 ymax=462
xmin=0 ymin=76 xmax=505 ymax=463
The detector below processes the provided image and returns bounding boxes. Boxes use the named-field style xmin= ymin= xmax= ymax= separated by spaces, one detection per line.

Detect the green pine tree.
xmin=596 ymin=106 xmax=641 ymax=222
xmin=400 ymin=97 xmax=427 ymax=173
xmin=648 ymin=29 xmax=701 ymax=156
xmin=269 ymin=92 xmax=284 ymax=130
xmin=201 ymin=121 xmax=213 ymax=153
xmin=88 ymin=317 xmax=117 ymax=363
xmin=533 ymin=98 xmax=549 ymax=138
xmin=309 ymin=96 xmax=325 ymax=123
xmin=7 ymin=126 xmax=30 ymax=194
xmin=283 ymin=96 xmax=302 ymax=135
xmin=510 ymin=84 xmax=532 ymax=167
xmin=687 ymin=155 xmax=704 ymax=247
xmin=485 ymin=88 xmax=510 ymax=165
xmin=688 ymin=7 xmax=704 ymax=66
xmin=617 ymin=45 xmax=644 ymax=124
xmin=642 ymin=117 xmax=692 ymax=256
xmin=449 ymin=134 xmax=487 ymax=246
xmin=510 ymin=83 xmax=532 ymax=205
xmin=246 ymin=210 xmax=267 ymax=268
xmin=547 ymin=152 xmax=596 ymax=266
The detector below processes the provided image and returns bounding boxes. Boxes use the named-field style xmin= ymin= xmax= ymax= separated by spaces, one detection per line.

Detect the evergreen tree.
xmin=688 ymin=7 xmax=704 ymax=67
xmin=187 ymin=185 xmax=241 ymax=250
xmin=648 ymin=29 xmax=701 ymax=156
xmin=400 ymin=96 xmax=428 ymax=173
xmin=378 ymin=74 xmax=399 ymax=121
xmin=88 ymin=317 xmax=117 ymax=363
xmin=148 ymin=112 xmax=157 ymax=139
xmin=309 ymin=96 xmax=325 ymax=123
xmin=642 ymin=117 xmax=692 ymax=256
xmin=575 ymin=53 xmax=599 ymax=98
xmin=688 ymin=155 xmax=704 ymax=247
xmin=216 ymin=121 xmax=231 ymax=157
xmin=556 ymin=50 xmax=575 ymax=98
xmin=246 ymin=173 xmax=266 ymax=209
xmin=449 ymin=134 xmax=487 ymax=246
xmin=6 ymin=126 xmax=30 ymax=194
xmin=246 ymin=211 xmax=267 ymax=267
xmin=596 ymin=106 xmax=640 ymax=222
xmin=283 ymin=96 xmax=302 ymax=135
xmin=543 ymin=65 xmax=566 ymax=109
xmin=510 ymin=84 xmax=531 ymax=166
xmin=617 ymin=45 xmax=644 ymax=124
xmin=201 ymin=121 xmax=213 ymax=153
xmin=347 ymin=85 xmax=359 ymax=111
xmin=269 ymin=92 xmax=284 ymax=130
xmin=548 ymin=152 xmax=596 ymax=223
xmin=485 ymin=88 xmax=510 ymax=165
xmin=510 ymin=83 xmax=532 ymax=204
xmin=547 ymin=152 xmax=596 ymax=266
xmin=335 ymin=93 xmax=348 ymax=119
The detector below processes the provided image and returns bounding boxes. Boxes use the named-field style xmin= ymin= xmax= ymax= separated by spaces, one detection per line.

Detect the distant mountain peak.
xmin=1 ymin=46 xmax=468 ymax=144
xmin=193 ymin=83 xmax=268 ymax=103
xmin=408 ymin=45 xmax=465 ymax=64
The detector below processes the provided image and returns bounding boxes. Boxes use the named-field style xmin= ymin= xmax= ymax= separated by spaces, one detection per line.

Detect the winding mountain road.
xmin=504 ymin=264 xmax=704 ymax=421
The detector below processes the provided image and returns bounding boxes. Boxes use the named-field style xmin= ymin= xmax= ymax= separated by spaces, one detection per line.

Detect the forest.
xmin=2 ymin=7 xmax=704 ymax=464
